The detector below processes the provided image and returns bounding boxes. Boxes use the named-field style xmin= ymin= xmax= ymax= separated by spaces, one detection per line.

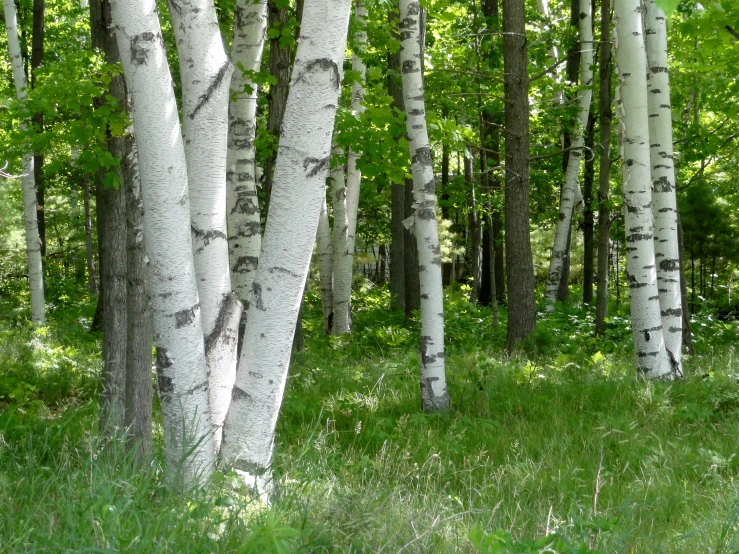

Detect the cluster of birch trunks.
xmin=2 ymin=0 xmax=683 ymax=490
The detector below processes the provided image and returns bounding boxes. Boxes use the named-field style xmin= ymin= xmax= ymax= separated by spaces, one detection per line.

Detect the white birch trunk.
xmin=110 ymin=0 xmax=215 ymax=484
xmin=613 ymin=0 xmax=672 ymax=379
xmin=220 ymin=0 xmax=352 ymax=489
xmin=333 ymin=0 xmax=367 ymax=335
xmin=399 ymin=0 xmax=450 ymax=412
xmin=544 ymin=0 xmax=594 ymax=309
xmin=169 ymin=0 xmax=242 ymax=452
xmin=227 ymin=0 xmax=268 ymax=315
xmin=3 ymin=0 xmax=45 ymax=326
xmin=317 ymin=195 xmax=334 ymax=334
xmin=644 ymin=0 xmax=682 ymax=376
xmin=330 ymin=146 xmax=349 ymax=334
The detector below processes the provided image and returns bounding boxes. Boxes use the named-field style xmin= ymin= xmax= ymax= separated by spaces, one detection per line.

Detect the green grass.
xmin=2 ymin=282 xmax=739 ymax=552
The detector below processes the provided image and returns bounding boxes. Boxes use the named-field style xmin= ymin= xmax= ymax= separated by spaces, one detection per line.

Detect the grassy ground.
xmin=1 ymin=282 xmax=739 ymax=553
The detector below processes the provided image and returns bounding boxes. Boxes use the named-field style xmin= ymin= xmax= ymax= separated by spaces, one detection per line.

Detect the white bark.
xmin=3 ymin=0 xmax=45 ymax=326
xmin=169 ymin=0 xmax=242 ymax=452
xmin=317 ymin=195 xmax=334 ymax=334
xmin=613 ymin=0 xmax=672 ymax=379
xmin=644 ymin=0 xmax=682 ymax=377
xmin=227 ymin=0 xmax=268 ymax=315
xmin=110 ymin=0 xmax=215 ymax=484
xmin=330 ymin=146 xmax=349 ymax=334
xmin=399 ymin=0 xmax=449 ymax=412
xmin=333 ymin=0 xmax=367 ymax=335
xmin=544 ymin=0 xmax=594 ymax=309
xmin=220 ymin=0 xmax=352 ymax=488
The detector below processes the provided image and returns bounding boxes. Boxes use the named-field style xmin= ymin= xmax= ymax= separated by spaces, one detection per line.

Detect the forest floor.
xmin=1 ymin=281 xmax=739 ymax=553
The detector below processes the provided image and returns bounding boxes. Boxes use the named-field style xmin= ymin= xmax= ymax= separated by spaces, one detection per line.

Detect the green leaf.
xmin=654 ymin=0 xmax=679 ymax=16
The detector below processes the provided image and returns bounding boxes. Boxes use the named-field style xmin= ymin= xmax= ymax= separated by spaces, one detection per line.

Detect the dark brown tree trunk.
xmin=582 ymin=110 xmax=596 ymax=305
xmin=123 ymin=141 xmax=153 ymax=463
xmin=262 ymin=0 xmax=292 ymax=215
xmin=595 ymin=0 xmax=612 ymax=334
xmin=82 ymin=174 xmax=97 ymax=294
xmin=404 ymin=177 xmax=420 ymax=319
xmin=378 ymin=243 xmax=387 ymax=284
xmin=677 ymin=211 xmax=694 ymax=354
xmin=561 ymin=0 xmax=581 ymax=173
xmin=91 ymin=0 xmax=127 ymax=433
xmin=503 ymin=0 xmax=536 ymax=349
xmin=31 ymin=0 xmax=45 ymax=257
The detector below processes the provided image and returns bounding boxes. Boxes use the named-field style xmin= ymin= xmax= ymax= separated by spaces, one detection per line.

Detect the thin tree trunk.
xmin=399 ymin=0 xmax=449 ymax=412
xmin=90 ymin=0 xmax=127 ymax=432
xmin=676 ymin=211 xmax=693 ymax=354
xmin=544 ymin=0 xmax=593 ymax=309
xmin=503 ymin=0 xmax=536 ymax=348
xmin=644 ymin=0 xmax=682 ymax=376
xmin=32 ymin=0 xmax=45 ymax=258
xmin=262 ymin=0 xmax=292 ymax=214
xmin=123 ymin=136 xmax=153 ymax=464
xmin=582 ymin=110 xmax=596 ymax=305
xmin=82 ymin=174 xmax=97 ymax=294
xmin=404 ymin=180 xmax=421 ymax=319
xmin=613 ymin=0 xmax=671 ymax=378
xmin=330 ymin=147 xmax=350 ymax=333
xmin=168 ymin=0 xmax=242 ymax=454
xmin=594 ymin=0 xmax=612 ymax=334
xmin=556 ymin=223 xmax=572 ymax=303
xmin=110 ymin=0 xmax=215 ymax=485
xmin=220 ymin=0 xmax=352 ymax=490
xmin=441 ymin=135 xmax=452 ymax=286
xmin=3 ymin=0 xmax=45 ymax=325
xmin=317 ymin=195 xmax=334 ymax=334
xmin=227 ymin=0 xmax=268 ymax=328
xmin=467 ymin=156 xmax=482 ymax=303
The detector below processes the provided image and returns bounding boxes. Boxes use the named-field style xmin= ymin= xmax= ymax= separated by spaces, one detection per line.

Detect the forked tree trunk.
xmin=220 ymin=0 xmax=352 ymax=490
xmin=595 ymin=0 xmax=612 ymax=334
xmin=3 ymin=0 xmax=46 ymax=325
xmin=317 ymin=195 xmax=334 ymax=333
xmin=399 ymin=0 xmax=449 ymax=412
xmin=227 ymin=0 xmax=268 ymax=321
xmin=503 ymin=0 xmax=536 ymax=348
xmin=613 ymin=0 xmax=671 ymax=378
xmin=169 ymin=0 xmax=243 ymax=452
xmin=110 ymin=0 xmax=215 ymax=484
xmin=644 ymin=0 xmax=682 ymax=377
xmin=544 ymin=0 xmax=593 ymax=309
xmin=333 ymin=0 xmax=367 ymax=334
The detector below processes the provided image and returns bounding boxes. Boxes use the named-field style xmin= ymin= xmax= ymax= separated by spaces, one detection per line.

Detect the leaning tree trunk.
xmin=169 ymin=0 xmax=243 ymax=453
xmin=595 ymin=0 xmax=612 ymax=335
xmin=227 ymin=0 xmax=268 ymax=322
xmin=544 ymin=0 xmax=593 ymax=309
xmin=110 ymin=0 xmax=215 ymax=485
xmin=220 ymin=0 xmax=353 ymax=491
xmin=503 ymin=0 xmax=536 ymax=348
xmin=613 ymin=0 xmax=671 ymax=379
xmin=333 ymin=0 xmax=367 ymax=335
xmin=3 ymin=0 xmax=46 ymax=325
xmin=317 ymin=194 xmax=335 ymax=334
xmin=644 ymin=0 xmax=682 ymax=377
xmin=399 ymin=0 xmax=450 ymax=412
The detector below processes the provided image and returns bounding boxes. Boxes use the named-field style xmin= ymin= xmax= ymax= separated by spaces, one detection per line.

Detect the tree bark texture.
xmin=399 ymin=0 xmax=449 ymax=412
xmin=317 ymin=194 xmax=334 ymax=334
xmin=595 ymin=0 xmax=612 ymax=335
xmin=169 ymin=0 xmax=242 ymax=454
xmin=544 ymin=0 xmax=593 ymax=309
xmin=613 ymin=0 xmax=672 ymax=378
xmin=3 ymin=0 xmax=46 ymax=325
xmin=330 ymin=147 xmax=350 ymax=333
xmin=644 ymin=0 xmax=682 ymax=376
xmin=227 ymin=0 xmax=268 ymax=320
xmin=110 ymin=0 xmax=216 ymax=484
xmin=220 ymin=0 xmax=352 ymax=488
xmin=503 ymin=0 xmax=536 ymax=349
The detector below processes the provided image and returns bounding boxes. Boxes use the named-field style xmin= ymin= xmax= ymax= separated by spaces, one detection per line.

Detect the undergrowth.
xmin=1 ymin=280 xmax=739 ymax=552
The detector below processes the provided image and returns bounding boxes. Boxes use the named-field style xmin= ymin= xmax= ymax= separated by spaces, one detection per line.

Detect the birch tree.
xmin=613 ymin=0 xmax=672 ymax=378
xmin=110 ymin=0 xmax=215 ymax=484
xmin=3 ymin=0 xmax=46 ymax=326
xmin=168 ymin=0 xmax=243 ymax=452
xmin=227 ymin=0 xmax=268 ymax=319
xmin=644 ymin=0 xmax=682 ymax=375
xmin=544 ymin=0 xmax=594 ymax=309
xmin=330 ymin=146 xmax=347 ymax=334
xmin=220 ymin=0 xmax=353 ymax=489
xmin=399 ymin=0 xmax=450 ymax=412
xmin=333 ymin=0 xmax=367 ymax=334
xmin=317 ymin=195 xmax=335 ymax=334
